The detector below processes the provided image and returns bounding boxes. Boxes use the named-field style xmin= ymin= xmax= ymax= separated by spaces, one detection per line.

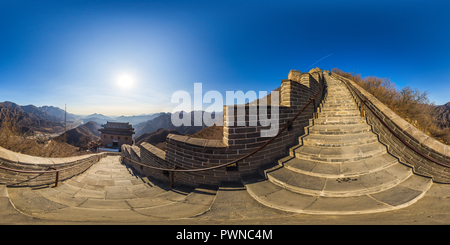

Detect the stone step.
xmin=313 ymin=116 xmax=367 ymax=125
xmin=301 ymin=132 xmax=378 ymax=147
xmin=7 ymin=187 xmax=69 ymax=216
xmin=324 ymin=99 xmax=356 ymax=105
xmin=325 ymin=94 xmax=354 ymax=98
xmin=326 ymin=88 xmax=348 ymax=92
xmin=242 ymin=172 xmax=432 ymax=215
xmin=321 ymin=102 xmax=357 ymax=109
xmin=5 ymin=156 xmax=218 ymax=221
xmin=307 ymin=124 xmax=372 ymax=135
xmin=278 ymin=153 xmax=399 ymax=178
xmin=130 ymin=185 xmax=217 ymax=219
xmin=320 ymin=107 xmax=359 ymax=112
xmin=198 ymin=181 xmax=289 ymax=220
xmin=7 ymin=181 xmax=217 ymax=220
xmin=319 ymin=108 xmax=360 ymax=114
xmin=325 ymin=92 xmax=351 ymax=97
xmin=326 ymin=92 xmax=348 ymax=95
xmin=321 ymin=102 xmax=357 ymax=107
xmin=0 ymin=184 xmax=22 ymax=219
xmin=292 ymin=142 xmax=387 ymax=163
xmin=264 ymin=161 xmax=413 ymax=197
xmin=318 ymin=111 xmax=360 ymax=118
xmin=326 ymin=92 xmax=348 ymax=96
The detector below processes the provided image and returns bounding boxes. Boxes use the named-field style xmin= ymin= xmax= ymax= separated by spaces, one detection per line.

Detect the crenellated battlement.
xmin=287 ymin=69 xmax=302 ymax=82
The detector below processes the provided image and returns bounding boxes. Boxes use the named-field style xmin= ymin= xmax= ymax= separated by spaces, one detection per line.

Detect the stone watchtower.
xmin=288 ymin=69 xmax=302 ymax=82
xmin=98 ymin=122 xmax=135 ymax=149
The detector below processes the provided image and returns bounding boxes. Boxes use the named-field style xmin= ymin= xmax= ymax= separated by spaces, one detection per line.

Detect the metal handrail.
xmin=0 ymin=155 xmax=100 ymax=187
xmin=122 ymin=78 xmax=326 ymax=186
xmin=332 ymin=73 xmax=450 ymax=169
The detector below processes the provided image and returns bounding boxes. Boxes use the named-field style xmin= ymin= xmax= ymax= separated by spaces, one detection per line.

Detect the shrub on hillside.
xmin=0 ymin=116 xmax=89 ymax=157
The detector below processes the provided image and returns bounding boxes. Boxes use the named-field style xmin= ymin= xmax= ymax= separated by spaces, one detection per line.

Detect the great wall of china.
xmin=122 ymin=70 xmax=450 ymax=186
xmin=2 ymin=68 xmax=450 ymax=223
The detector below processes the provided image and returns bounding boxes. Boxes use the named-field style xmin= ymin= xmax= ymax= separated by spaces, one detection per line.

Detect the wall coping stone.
xmin=140 ymin=142 xmax=166 ymax=160
xmin=167 ymin=134 xmax=227 ymax=148
xmin=0 ymin=145 xmax=101 ymax=166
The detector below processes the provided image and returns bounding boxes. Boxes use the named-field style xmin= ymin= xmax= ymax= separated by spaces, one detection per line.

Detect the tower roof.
xmin=98 ymin=121 xmax=135 ymax=135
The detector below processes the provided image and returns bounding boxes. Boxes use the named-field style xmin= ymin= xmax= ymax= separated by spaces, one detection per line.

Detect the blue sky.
xmin=1 ymin=0 xmax=449 ymax=116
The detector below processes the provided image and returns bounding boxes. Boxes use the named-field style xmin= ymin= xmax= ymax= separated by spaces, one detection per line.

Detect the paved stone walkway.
xmin=5 ymin=156 xmax=217 ymax=223
xmin=1 ymin=155 xmax=450 ymax=224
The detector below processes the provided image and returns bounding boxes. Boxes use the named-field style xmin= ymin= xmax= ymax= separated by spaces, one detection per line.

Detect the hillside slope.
xmin=135 ymin=128 xmax=181 ymax=146
xmin=0 ymin=101 xmax=64 ymax=134
xmin=54 ymin=121 xmax=100 ymax=147
xmin=189 ymin=125 xmax=223 ymax=140
xmin=436 ymin=102 xmax=450 ymax=129
xmin=134 ymin=111 xmax=222 ymax=138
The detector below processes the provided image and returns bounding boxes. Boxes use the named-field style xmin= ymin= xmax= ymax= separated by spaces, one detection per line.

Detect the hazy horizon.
xmin=1 ymin=0 xmax=449 ymax=116
xmin=0 ymin=100 xmax=225 ymax=118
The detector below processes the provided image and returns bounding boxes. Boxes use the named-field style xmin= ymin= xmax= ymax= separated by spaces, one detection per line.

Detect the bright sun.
xmin=117 ymin=73 xmax=134 ymax=89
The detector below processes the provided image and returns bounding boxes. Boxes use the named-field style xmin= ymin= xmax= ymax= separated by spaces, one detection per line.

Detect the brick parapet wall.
xmin=0 ymin=146 xmax=114 ymax=187
xmin=123 ymin=71 xmax=325 ymax=187
xmin=332 ymin=73 xmax=450 ymax=183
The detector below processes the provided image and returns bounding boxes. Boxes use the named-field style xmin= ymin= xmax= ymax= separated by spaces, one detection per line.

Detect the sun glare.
xmin=117 ymin=73 xmax=134 ymax=89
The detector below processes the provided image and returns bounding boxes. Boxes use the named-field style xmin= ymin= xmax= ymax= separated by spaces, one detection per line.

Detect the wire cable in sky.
xmin=306 ymin=53 xmax=332 ymax=70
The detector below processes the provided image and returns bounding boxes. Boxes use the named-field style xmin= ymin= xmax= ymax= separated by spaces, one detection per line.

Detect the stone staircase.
xmin=242 ymin=74 xmax=433 ymax=214
xmin=6 ymin=156 xmax=218 ymax=222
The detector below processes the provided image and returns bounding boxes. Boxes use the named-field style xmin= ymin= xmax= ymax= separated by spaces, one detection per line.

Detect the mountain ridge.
xmin=54 ymin=121 xmax=101 ymax=147
xmin=435 ymin=102 xmax=450 ymax=129
xmin=0 ymin=101 xmax=64 ymax=134
xmin=133 ymin=111 xmax=222 ymax=138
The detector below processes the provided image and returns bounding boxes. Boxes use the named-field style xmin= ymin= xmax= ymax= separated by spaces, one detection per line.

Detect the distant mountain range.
xmin=133 ymin=111 xmax=222 ymax=138
xmin=0 ymin=101 xmax=169 ymax=135
xmin=0 ymin=100 xmax=225 ymax=147
xmin=0 ymin=101 xmax=66 ymax=134
xmin=81 ymin=112 xmax=166 ymax=126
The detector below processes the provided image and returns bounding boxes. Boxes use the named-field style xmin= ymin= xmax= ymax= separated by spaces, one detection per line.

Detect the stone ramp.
xmin=242 ymin=73 xmax=433 ymax=214
xmin=243 ymin=171 xmax=431 ymax=215
xmin=197 ymin=181 xmax=293 ymax=220
xmin=7 ymin=156 xmax=218 ymax=222
xmin=0 ymin=185 xmax=23 ymax=218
